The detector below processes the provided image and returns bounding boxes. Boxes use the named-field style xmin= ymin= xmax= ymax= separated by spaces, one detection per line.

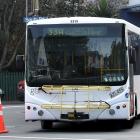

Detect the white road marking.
xmin=3 ymin=105 xmax=24 ymax=109
xmin=0 ymin=136 xmax=101 ymax=140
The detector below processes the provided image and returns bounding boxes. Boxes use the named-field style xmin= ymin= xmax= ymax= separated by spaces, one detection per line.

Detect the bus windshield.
xmin=27 ymin=23 xmax=127 ymax=86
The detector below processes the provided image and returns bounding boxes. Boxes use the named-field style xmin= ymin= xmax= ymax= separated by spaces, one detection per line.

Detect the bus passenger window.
xmin=128 ymin=31 xmax=140 ymax=75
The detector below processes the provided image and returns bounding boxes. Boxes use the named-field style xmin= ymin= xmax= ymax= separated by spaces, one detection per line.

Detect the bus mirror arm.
xmin=129 ymin=47 xmax=136 ymax=64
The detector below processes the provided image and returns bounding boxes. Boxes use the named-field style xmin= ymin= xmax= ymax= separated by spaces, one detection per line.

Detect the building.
xmin=120 ymin=0 xmax=140 ymax=27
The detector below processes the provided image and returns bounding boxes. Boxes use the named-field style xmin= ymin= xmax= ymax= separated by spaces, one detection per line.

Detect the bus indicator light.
xmin=116 ymin=106 xmax=120 ymax=109
xmin=122 ymin=104 xmax=126 ymax=108
xmin=27 ymin=106 xmax=31 ymax=110
xmin=33 ymin=107 xmax=37 ymax=111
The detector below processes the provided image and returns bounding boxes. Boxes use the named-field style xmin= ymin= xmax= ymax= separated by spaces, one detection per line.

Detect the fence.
xmin=0 ymin=72 xmax=24 ymax=101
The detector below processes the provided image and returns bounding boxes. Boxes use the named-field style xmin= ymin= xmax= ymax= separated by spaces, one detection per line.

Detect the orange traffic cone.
xmin=0 ymin=99 xmax=8 ymax=134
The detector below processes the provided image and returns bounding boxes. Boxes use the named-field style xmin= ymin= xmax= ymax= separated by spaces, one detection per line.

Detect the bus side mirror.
xmin=129 ymin=47 xmax=136 ymax=64
xmin=16 ymin=55 xmax=25 ymax=71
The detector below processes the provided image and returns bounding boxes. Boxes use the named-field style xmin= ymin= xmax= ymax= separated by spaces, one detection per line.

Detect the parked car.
xmin=17 ymin=80 xmax=24 ymax=101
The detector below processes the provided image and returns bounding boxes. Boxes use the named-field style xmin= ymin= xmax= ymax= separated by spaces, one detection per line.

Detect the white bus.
xmin=24 ymin=17 xmax=140 ymax=129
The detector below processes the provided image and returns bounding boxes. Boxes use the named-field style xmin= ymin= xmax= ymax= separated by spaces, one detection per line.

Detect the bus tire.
xmin=135 ymin=96 xmax=137 ymax=118
xmin=123 ymin=119 xmax=135 ymax=129
xmin=41 ymin=120 xmax=53 ymax=129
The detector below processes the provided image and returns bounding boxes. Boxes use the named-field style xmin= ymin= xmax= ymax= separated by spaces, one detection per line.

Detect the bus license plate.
xmin=61 ymin=112 xmax=89 ymax=120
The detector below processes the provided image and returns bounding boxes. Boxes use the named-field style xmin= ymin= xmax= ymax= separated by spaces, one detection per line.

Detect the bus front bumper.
xmin=25 ymin=101 xmax=130 ymax=121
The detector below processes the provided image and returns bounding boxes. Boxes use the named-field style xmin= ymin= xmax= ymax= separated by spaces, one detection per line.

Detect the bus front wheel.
xmin=123 ymin=119 xmax=135 ymax=129
xmin=41 ymin=120 xmax=53 ymax=129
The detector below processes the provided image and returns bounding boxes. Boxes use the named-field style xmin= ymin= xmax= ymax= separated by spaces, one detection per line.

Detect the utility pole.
xmin=26 ymin=0 xmax=28 ymax=17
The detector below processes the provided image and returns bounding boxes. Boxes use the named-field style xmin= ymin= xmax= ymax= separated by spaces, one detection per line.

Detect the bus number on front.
xmin=48 ymin=29 xmax=64 ymax=36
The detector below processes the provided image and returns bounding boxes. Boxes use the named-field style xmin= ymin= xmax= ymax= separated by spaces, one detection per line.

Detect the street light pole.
xmin=26 ymin=0 xmax=40 ymax=17
xmin=33 ymin=0 xmax=40 ymax=16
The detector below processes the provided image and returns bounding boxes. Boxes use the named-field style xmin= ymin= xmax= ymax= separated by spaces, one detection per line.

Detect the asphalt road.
xmin=1 ymin=104 xmax=140 ymax=140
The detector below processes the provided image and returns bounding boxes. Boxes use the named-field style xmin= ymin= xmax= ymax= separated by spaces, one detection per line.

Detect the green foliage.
xmin=39 ymin=0 xmax=86 ymax=17
xmin=39 ymin=0 xmax=117 ymax=18
xmin=0 ymin=30 xmax=7 ymax=43
xmin=39 ymin=0 xmax=56 ymax=17
xmin=0 ymin=0 xmax=25 ymax=71
xmin=86 ymin=0 xmax=116 ymax=18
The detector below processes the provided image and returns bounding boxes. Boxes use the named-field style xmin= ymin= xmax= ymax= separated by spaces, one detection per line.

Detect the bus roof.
xmin=27 ymin=17 xmax=140 ymax=35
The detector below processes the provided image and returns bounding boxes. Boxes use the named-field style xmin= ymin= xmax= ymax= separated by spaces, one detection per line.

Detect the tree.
xmin=39 ymin=0 xmax=57 ymax=17
xmin=0 ymin=0 xmax=25 ymax=71
xmin=85 ymin=0 xmax=116 ymax=18
xmin=39 ymin=0 xmax=86 ymax=17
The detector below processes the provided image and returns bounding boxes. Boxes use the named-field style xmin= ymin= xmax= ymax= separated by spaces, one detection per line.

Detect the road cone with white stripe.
xmin=0 ymin=99 xmax=8 ymax=133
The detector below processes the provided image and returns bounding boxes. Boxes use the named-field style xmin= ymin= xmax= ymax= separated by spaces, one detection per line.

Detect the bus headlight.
xmin=109 ymin=87 xmax=124 ymax=98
